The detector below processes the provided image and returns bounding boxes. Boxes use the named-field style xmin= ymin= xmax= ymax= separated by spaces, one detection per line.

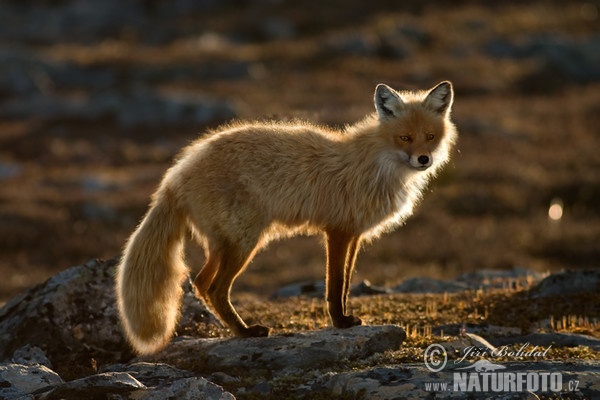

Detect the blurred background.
xmin=0 ymin=0 xmax=599 ymax=303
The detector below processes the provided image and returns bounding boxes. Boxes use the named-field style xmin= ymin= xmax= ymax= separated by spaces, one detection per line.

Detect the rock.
xmin=323 ymin=31 xmax=382 ymax=57
xmin=0 ymin=47 xmax=116 ymax=96
xmin=0 ymin=163 xmax=21 ymax=180
xmin=271 ymin=268 xmax=549 ymax=298
xmin=317 ymin=361 xmax=600 ymax=399
xmin=11 ymin=345 xmax=53 ymax=369
xmin=269 ymin=280 xmax=325 ymax=299
xmin=393 ymin=277 xmax=470 ymax=294
xmin=133 ymin=377 xmax=235 ymax=400
xmin=528 ymin=269 xmax=600 ymax=299
xmin=0 ymin=258 xmax=217 ymax=379
xmin=249 ymin=380 xmax=272 ymax=396
xmin=0 ymin=0 xmax=232 ymax=45
xmin=270 ymin=279 xmax=389 ymax=299
xmin=320 ymin=366 xmax=422 ymax=400
xmin=433 ymin=323 xmax=521 ymax=338
xmin=261 ymin=18 xmax=296 ymax=40
xmin=0 ymin=258 xmax=128 ymax=378
xmin=350 ymin=280 xmax=390 ymax=296
xmin=442 ymin=332 xmax=498 ymax=355
xmin=101 ymin=363 xmax=235 ymax=400
xmin=486 ymin=34 xmax=600 ymax=91
xmin=0 ymin=363 xmax=63 ymax=400
xmin=0 ymin=89 xmax=236 ymax=127
xmin=491 ymin=332 xmax=600 ymax=351
xmin=109 ymin=89 xmax=237 ymax=127
xmin=0 ymin=47 xmax=238 ymax=126
xmin=37 ymin=372 xmax=146 ymax=400
xmin=456 ymin=267 xmax=546 ymax=290
xmin=144 ymin=325 xmax=406 ymax=375
xmin=101 ymin=362 xmax=195 ymax=387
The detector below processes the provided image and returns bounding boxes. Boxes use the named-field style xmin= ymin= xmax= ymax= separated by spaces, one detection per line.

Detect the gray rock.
xmin=37 ymin=372 xmax=145 ymax=400
xmin=0 ymin=363 xmax=63 ymax=400
xmin=272 ymin=268 xmax=548 ymax=298
xmin=491 ymin=332 xmax=600 ymax=351
xmin=109 ymin=89 xmax=236 ymax=127
xmin=351 ymin=280 xmax=390 ymax=296
xmin=442 ymin=332 xmax=498 ymax=355
xmin=393 ymin=277 xmax=470 ymax=294
xmin=529 ymin=269 xmax=600 ymax=299
xmin=0 ymin=47 xmax=116 ymax=95
xmin=101 ymin=362 xmax=194 ymax=387
xmin=433 ymin=323 xmax=521 ymax=338
xmin=0 ymin=163 xmax=21 ymax=180
xmin=0 ymin=258 xmax=129 ymax=376
xmin=486 ymin=34 xmax=600 ymax=91
xmin=0 ymin=89 xmax=236 ymax=127
xmin=318 ymin=361 xmax=600 ymax=399
xmin=456 ymin=267 xmax=546 ymax=290
xmin=0 ymin=258 xmax=217 ymax=378
xmin=134 ymin=377 xmax=235 ymax=400
xmin=250 ymin=380 xmax=272 ymax=396
xmin=79 ymin=363 xmax=236 ymax=399
xmin=269 ymin=280 xmax=326 ymax=299
xmin=144 ymin=325 xmax=406 ymax=375
xmin=0 ymin=0 xmax=232 ymax=44
xmin=261 ymin=18 xmax=296 ymax=40
xmin=0 ymin=47 xmax=237 ymax=126
xmin=270 ymin=279 xmax=389 ymax=299
xmin=11 ymin=345 xmax=52 ymax=369
xmin=324 ymin=31 xmax=382 ymax=57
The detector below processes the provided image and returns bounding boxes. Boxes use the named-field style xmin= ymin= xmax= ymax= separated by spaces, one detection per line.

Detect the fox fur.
xmin=116 ymin=81 xmax=457 ymax=354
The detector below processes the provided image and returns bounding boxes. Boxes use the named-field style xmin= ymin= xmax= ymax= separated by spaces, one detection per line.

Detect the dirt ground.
xmin=1 ymin=1 xmax=599 ymax=303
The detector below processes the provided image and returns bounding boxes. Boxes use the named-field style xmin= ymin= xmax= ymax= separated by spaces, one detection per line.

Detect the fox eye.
xmin=426 ymin=133 xmax=435 ymax=141
xmin=399 ymin=135 xmax=411 ymax=142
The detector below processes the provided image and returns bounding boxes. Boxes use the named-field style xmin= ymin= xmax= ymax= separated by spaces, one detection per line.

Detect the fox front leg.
xmin=325 ymin=230 xmax=363 ymax=328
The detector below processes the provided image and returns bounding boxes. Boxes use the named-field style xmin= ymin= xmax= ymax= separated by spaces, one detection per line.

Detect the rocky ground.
xmin=0 ymin=259 xmax=598 ymax=399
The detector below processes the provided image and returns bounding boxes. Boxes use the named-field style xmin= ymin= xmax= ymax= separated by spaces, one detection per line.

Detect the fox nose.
xmin=417 ymin=155 xmax=430 ymax=165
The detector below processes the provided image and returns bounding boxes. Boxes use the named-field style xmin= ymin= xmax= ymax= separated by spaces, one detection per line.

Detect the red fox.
xmin=116 ymin=81 xmax=457 ymax=354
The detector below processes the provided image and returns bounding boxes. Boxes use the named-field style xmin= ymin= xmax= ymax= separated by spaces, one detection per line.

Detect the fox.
xmin=116 ymin=81 xmax=457 ymax=354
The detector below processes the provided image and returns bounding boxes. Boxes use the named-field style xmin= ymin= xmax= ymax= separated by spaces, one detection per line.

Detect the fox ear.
xmin=374 ymin=84 xmax=404 ymax=120
xmin=423 ymin=81 xmax=453 ymax=115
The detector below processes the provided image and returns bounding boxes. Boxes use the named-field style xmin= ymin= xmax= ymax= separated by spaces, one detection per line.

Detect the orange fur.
xmin=116 ymin=82 xmax=457 ymax=354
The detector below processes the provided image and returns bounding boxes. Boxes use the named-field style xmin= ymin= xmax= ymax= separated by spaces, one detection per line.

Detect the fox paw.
xmin=333 ymin=314 xmax=363 ymax=329
xmin=239 ymin=324 xmax=271 ymax=338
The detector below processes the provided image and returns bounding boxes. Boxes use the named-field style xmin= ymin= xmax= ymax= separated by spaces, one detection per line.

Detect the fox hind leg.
xmin=207 ymin=239 xmax=270 ymax=338
xmin=193 ymin=249 xmax=220 ymax=307
xmin=325 ymin=230 xmax=363 ymax=329
xmin=342 ymin=237 xmax=361 ymax=315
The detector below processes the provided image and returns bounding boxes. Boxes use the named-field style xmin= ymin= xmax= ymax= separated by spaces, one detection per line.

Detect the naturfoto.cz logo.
xmin=423 ymin=343 xmax=580 ymax=394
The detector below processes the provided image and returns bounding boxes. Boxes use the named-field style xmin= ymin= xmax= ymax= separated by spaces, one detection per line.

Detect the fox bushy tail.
xmin=116 ymin=189 xmax=187 ymax=354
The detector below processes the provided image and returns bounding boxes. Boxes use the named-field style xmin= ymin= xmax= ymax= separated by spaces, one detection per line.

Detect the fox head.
xmin=374 ymin=81 xmax=454 ymax=171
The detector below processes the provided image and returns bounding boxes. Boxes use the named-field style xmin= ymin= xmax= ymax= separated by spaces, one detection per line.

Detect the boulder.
xmin=491 ymin=332 xmax=600 ymax=351
xmin=0 ymin=363 xmax=63 ymax=400
xmin=393 ymin=277 xmax=470 ymax=294
xmin=36 ymin=372 xmax=146 ymax=400
xmin=270 ymin=279 xmax=389 ymax=299
xmin=0 ymin=258 xmax=217 ymax=379
xmin=317 ymin=361 xmax=600 ymax=399
xmin=143 ymin=325 xmax=407 ymax=375
xmin=131 ymin=377 xmax=235 ymax=400
xmin=529 ymin=269 xmax=600 ymax=299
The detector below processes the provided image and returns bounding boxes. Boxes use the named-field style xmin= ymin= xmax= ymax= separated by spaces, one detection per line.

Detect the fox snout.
xmin=410 ymin=153 xmax=433 ymax=170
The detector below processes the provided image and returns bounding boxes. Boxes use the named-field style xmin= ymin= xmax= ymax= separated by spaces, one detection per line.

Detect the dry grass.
xmin=176 ymin=287 xmax=600 ymax=369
